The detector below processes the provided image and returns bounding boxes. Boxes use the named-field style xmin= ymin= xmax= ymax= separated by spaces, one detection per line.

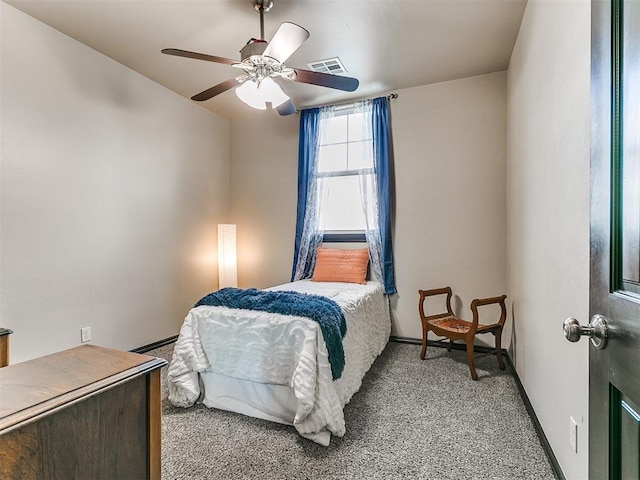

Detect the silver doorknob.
xmin=563 ymin=314 xmax=608 ymax=349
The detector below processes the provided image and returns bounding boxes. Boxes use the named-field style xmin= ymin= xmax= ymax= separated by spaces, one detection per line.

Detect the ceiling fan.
xmin=162 ymin=0 xmax=359 ymax=115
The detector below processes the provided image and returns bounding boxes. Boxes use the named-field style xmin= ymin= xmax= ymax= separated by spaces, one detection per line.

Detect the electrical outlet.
xmin=81 ymin=327 xmax=91 ymax=343
xmin=569 ymin=416 xmax=578 ymax=453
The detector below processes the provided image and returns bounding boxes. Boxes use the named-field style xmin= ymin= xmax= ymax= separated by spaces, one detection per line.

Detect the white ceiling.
xmin=3 ymin=0 xmax=527 ymax=120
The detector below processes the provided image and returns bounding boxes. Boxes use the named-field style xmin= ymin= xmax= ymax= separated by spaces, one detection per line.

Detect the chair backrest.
xmin=470 ymin=295 xmax=507 ymax=327
xmin=418 ymin=286 xmax=454 ymax=321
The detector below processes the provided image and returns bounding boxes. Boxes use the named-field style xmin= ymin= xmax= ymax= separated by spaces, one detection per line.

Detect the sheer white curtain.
xmin=355 ymin=100 xmax=385 ymax=285
xmin=292 ymin=106 xmax=334 ymax=281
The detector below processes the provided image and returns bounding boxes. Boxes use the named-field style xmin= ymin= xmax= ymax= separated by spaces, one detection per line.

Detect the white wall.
xmin=391 ymin=73 xmax=507 ymax=340
xmin=1 ymin=3 xmax=231 ymax=363
xmin=230 ymin=72 xmax=507 ymax=345
xmin=506 ymin=1 xmax=590 ymax=478
xmin=229 ymin=111 xmax=299 ymax=288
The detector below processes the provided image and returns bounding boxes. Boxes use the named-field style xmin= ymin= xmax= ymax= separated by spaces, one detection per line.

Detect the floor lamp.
xmin=217 ymin=224 xmax=237 ymax=289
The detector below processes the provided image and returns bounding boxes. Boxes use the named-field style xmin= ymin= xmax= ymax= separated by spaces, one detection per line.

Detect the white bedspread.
xmin=167 ymin=280 xmax=390 ymax=444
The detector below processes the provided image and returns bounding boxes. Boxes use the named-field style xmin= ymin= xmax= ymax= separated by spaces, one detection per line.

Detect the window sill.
xmin=322 ymin=232 xmax=366 ymax=243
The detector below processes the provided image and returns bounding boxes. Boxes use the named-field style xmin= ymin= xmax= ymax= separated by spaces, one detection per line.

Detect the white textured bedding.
xmin=167 ymin=280 xmax=391 ymax=445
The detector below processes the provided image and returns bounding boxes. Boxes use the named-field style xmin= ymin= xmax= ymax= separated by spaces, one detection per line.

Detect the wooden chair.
xmin=418 ymin=287 xmax=507 ymax=380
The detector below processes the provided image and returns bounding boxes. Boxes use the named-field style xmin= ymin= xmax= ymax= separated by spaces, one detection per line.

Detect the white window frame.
xmin=317 ymin=105 xmax=372 ymax=242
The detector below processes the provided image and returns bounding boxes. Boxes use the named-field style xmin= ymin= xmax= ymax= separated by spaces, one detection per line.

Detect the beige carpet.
xmin=149 ymin=341 xmax=557 ymax=480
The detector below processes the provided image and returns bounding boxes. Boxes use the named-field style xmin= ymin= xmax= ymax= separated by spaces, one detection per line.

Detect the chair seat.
xmin=431 ymin=315 xmax=491 ymax=334
xmin=419 ymin=287 xmax=508 ymax=380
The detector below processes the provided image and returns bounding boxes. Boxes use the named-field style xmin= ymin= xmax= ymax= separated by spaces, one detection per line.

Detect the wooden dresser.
xmin=0 ymin=345 xmax=167 ymax=479
xmin=0 ymin=328 xmax=12 ymax=367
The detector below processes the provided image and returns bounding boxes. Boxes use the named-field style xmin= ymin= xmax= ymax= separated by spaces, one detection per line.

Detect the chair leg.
xmin=420 ymin=326 xmax=428 ymax=360
xmin=446 ymin=339 xmax=454 ymax=352
xmin=466 ymin=340 xmax=478 ymax=381
xmin=495 ymin=329 xmax=505 ymax=370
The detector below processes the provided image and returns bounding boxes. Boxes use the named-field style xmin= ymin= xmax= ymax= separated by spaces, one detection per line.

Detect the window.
xmin=317 ymin=108 xmax=373 ymax=241
xmin=292 ymin=97 xmax=396 ymax=294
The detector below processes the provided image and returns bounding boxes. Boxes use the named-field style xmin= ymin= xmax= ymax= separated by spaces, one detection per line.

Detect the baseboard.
xmin=390 ymin=335 xmax=500 ymax=354
xmin=504 ymin=353 xmax=565 ymax=480
xmin=130 ymin=335 xmax=179 ymax=354
xmin=390 ymin=335 xmax=565 ymax=480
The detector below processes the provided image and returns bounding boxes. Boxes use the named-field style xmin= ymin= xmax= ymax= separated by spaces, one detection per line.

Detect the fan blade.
xmin=162 ymin=48 xmax=236 ymax=66
xmin=291 ymin=68 xmax=359 ymax=92
xmin=191 ymin=78 xmax=238 ymax=102
xmin=263 ymin=22 xmax=310 ymax=64
xmin=277 ymin=99 xmax=297 ymax=116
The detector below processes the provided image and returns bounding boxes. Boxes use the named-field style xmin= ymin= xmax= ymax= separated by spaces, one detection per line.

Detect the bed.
xmin=167 ymin=279 xmax=391 ymax=445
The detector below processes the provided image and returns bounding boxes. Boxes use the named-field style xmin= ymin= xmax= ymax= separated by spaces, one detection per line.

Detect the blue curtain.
xmin=291 ymin=107 xmax=321 ymax=281
xmin=371 ymin=97 xmax=397 ymax=294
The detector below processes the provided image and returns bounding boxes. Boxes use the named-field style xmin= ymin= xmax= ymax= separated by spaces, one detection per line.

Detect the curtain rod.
xmin=330 ymin=93 xmax=398 ymax=109
xmin=298 ymin=93 xmax=398 ymax=114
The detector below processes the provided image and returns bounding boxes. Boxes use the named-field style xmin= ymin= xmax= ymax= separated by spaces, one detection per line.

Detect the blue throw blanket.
xmin=194 ymin=288 xmax=347 ymax=380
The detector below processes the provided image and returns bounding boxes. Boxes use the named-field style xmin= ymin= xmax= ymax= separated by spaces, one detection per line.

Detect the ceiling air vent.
xmin=307 ymin=57 xmax=347 ymax=75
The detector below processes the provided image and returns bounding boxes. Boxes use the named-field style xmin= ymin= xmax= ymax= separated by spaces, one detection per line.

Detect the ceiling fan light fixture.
xmin=235 ymin=80 xmax=267 ymax=110
xmin=235 ymin=76 xmax=289 ymax=110
xmin=259 ymin=77 xmax=289 ymax=108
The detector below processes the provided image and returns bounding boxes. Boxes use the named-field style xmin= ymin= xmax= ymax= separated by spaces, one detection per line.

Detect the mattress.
xmin=167 ymin=280 xmax=391 ymax=445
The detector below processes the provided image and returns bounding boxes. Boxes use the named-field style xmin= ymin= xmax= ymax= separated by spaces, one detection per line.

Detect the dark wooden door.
xmin=590 ymin=0 xmax=640 ymax=477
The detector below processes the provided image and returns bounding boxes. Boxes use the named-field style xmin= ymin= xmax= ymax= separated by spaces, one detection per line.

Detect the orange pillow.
xmin=312 ymin=247 xmax=369 ymax=284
